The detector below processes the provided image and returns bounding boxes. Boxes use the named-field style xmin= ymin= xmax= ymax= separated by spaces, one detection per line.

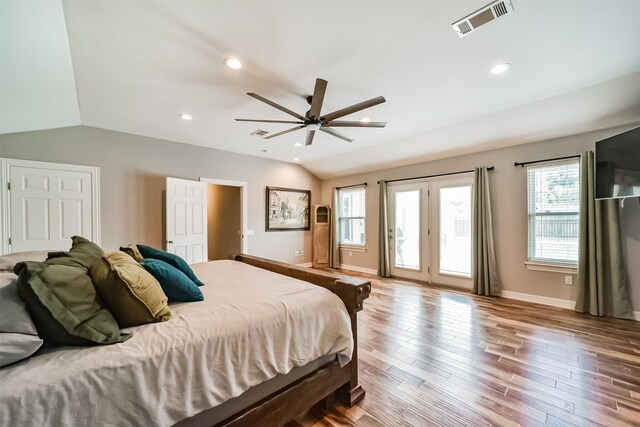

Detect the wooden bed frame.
xmin=215 ymin=254 xmax=372 ymax=426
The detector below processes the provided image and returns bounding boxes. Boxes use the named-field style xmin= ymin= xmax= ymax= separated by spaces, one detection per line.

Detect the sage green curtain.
xmin=472 ymin=167 xmax=501 ymax=296
xmin=329 ymin=187 xmax=340 ymax=268
xmin=378 ymin=180 xmax=391 ymax=277
xmin=575 ymin=151 xmax=633 ymax=319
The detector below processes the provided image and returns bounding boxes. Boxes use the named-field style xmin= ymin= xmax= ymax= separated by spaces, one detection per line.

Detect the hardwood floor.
xmin=289 ymin=271 xmax=640 ymax=427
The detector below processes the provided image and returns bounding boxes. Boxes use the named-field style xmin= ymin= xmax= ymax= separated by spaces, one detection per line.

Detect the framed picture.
xmin=265 ymin=187 xmax=311 ymax=231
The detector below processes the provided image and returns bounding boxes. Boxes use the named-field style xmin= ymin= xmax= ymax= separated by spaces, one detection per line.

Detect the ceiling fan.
xmin=236 ymin=78 xmax=386 ymax=146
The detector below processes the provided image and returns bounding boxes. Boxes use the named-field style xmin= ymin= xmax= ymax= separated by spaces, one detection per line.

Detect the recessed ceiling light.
xmin=293 ymin=157 xmax=300 ymax=162
xmin=490 ymin=63 xmax=511 ymax=74
xmin=360 ymin=117 xmax=371 ymax=123
xmin=179 ymin=114 xmax=193 ymax=120
xmin=293 ymin=142 xmax=302 ymax=147
xmin=224 ymin=58 xmax=242 ymax=70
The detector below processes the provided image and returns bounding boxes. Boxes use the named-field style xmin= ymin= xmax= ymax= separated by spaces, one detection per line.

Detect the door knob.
xmin=167 ymin=240 xmax=174 ymax=244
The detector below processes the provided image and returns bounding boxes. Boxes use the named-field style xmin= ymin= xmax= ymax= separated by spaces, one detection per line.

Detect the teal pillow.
xmin=137 ymin=245 xmax=204 ymax=286
xmin=139 ymin=259 xmax=204 ymax=303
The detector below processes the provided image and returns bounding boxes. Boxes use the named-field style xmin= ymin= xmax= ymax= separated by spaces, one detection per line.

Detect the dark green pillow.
xmin=46 ymin=236 xmax=104 ymax=269
xmin=139 ymin=259 xmax=204 ymax=303
xmin=14 ymin=261 xmax=128 ymax=346
xmin=137 ymin=244 xmax=204 ymax=286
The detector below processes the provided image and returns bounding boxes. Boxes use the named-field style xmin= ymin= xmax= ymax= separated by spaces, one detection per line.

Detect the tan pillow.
xmin=90 ymin=251 xmax=171 ymax=328
xmin=119 ymin=245 xmax=143 ymax=261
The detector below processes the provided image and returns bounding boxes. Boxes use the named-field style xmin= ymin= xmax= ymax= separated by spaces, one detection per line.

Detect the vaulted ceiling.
xmin=2 ymin=0 xmax=639 ymax=178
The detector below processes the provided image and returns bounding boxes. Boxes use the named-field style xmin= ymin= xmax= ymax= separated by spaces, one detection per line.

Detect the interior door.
xmin=165 ymin=177 xmax=208 ymax=264
xmin=388 ymin=182 xmax=429 ymax=281
xmin=430 ymin=176 xmax=474 ymax=289
xmin=8 ymin=163 xmax=96 ymax=252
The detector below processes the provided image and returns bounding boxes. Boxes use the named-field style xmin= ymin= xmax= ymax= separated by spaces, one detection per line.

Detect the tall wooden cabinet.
xmin=312 ymin=205 xmax=331 ymax=268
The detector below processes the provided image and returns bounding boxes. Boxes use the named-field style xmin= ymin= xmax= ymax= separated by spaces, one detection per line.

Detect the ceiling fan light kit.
xmin=236 ymin=78 xmax=387 ymax=146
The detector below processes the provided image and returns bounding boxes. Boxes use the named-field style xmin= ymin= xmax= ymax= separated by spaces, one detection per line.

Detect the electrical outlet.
xmin=564 ymin=276 xmax=573 ymax=285
xmin=294 ymin=250 xmax=303 ymax=257
xmin=349 ymin=252 xmax=353 ymax=257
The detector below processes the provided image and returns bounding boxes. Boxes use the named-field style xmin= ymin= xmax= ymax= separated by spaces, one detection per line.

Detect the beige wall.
xmin=321 ymin=124 xmax=640 ymax=310
xmin=0 ymin=126 xmax=319 ymax=264
xmin=207 ymin=184 xmax=241 ymax=260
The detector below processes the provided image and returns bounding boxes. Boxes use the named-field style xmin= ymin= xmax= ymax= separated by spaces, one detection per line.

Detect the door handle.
xmin=166 ymin=240 xmax=174 ymax=244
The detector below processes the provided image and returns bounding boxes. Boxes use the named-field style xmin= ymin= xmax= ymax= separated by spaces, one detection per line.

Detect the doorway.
xmin=206 ymin=183 xmax=242 ymax=260
xmin=387 ymin=175 xmax=474 ymax=289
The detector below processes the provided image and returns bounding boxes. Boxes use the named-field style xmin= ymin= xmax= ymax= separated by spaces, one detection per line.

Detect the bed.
xmin=0 ymin=253 xmax=371 ymax=426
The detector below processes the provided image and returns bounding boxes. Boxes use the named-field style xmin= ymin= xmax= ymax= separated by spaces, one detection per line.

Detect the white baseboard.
xmin=501 ymin=291 xmax=640 ymax=321
xmin=500 ymin=290 xmax=576 ymax=310
xmin=338 ymin=264 xmax=378 ymax=275
xmin=296 ymin=262 xmax=312 ymax=268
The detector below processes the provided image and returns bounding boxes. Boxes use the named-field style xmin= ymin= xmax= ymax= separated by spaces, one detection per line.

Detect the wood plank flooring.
xmin=288 ymin=271 xmax=640 ymax=427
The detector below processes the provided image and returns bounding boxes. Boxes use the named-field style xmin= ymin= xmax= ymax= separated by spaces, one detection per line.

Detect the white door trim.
xmin=199 ymin=177 xmax=248 ymax=254
xmin=0 ymin=157 xmax=101 ymax=255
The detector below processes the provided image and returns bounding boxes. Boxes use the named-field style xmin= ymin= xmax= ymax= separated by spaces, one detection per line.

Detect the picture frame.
xmin=265 ymin=187 xmax=311 ymax=231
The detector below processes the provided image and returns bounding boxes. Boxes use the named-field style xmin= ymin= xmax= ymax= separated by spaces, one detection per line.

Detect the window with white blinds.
xmin=339 ymin=187 xmax=366 ymax=246
xmin=527 ymin=160 xmax=580 ymax=264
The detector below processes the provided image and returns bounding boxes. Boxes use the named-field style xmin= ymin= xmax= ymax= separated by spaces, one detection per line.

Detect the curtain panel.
xmin=377 ymin=180 xmax=391 ymax=277
xmin=472 ymin=167 xmax=501 ymax=296
xmin=575 ymin=151 xmax=633 ymax=319
xmin=329 ymin=188 xmax=340 ymax=268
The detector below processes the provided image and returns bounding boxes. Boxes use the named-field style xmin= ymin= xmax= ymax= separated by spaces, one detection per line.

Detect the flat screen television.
xmin=595 ymin=127 xmax=640 ymax=200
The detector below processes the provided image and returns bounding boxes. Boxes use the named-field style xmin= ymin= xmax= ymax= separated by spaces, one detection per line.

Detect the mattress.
xmin=0 ymin=260 xmax=354 ymax=427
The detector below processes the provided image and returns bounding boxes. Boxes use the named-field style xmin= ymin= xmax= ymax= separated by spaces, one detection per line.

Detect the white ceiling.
xmin=0 ymin=0 xmax=81 ymax=134
xmin=2 ymin=1 xmax=639 ymax=178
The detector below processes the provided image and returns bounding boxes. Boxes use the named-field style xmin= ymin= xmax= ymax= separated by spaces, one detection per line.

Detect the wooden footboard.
xmin=229 ymin=254 xmax=371 ymax=422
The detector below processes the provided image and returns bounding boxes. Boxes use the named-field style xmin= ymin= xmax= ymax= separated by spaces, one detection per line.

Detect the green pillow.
xmin=14 ymin=261 xmax=128 ymax=346
xmin=137 ymin=244 xmax=204 ymax=286
xmin=90 ymin=252 xmax=171 ymax=328
xmin=46 ymin=236 xmax=104 ymax=269
xmin=139 ymin=259 xmax=204 ymax=303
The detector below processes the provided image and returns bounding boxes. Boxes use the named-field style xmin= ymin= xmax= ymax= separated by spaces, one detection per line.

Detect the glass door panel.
xmin=439 ymin=186 xmax=472 ymax=276
xmin=394 ymin=190 xmax=420 ymax=269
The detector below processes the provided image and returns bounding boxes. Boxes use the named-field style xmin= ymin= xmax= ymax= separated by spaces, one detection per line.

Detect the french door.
xmin=388 ymin=176 xmax=473 ymax=289
xmin=388 ymin=182 xmax=429 ymax=281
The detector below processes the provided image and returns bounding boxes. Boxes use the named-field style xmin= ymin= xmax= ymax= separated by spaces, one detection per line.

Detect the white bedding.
xmin=0 ymin=260 xmax=353 ymax=427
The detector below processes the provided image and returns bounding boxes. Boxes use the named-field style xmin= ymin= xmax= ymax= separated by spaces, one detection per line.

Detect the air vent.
xmin=452 ymin=0 xmax=514 ymax=38
xmin=251 ymin=129 xmax=268 ymax=137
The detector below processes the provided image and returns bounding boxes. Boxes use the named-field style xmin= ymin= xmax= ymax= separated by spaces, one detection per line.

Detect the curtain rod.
xmin=514 ymin=155 xmax=580 ymax=168
xmin=376 ymin=166 xmax=494 ymax=185
xmin=335 ymin=182 xmax=367 ymax=190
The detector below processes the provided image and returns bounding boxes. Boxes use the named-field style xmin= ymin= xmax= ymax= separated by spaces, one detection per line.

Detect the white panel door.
xmin=165 ymin=177 xmax=208 ymax=264
xmin=8 ymin=165 xmax=95 ymax=252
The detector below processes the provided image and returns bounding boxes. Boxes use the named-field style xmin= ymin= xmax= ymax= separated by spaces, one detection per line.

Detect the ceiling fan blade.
xmin=325 ymin=121 xmax=386 ymax=128
xmin=247 ymin=93 xmax=306 ymax=121
xmin=320 ymin=96 xmax=386 ymax=122
xmin=263 ymin=125 xmax=306 ymax=139
xmin=320 ymin=126 xmax=354 ymax=143
xmin=305 ymin=129 xmax=316 ymax=146
xmin=235 ymin=119 xmax=304 ymax=124
xmin=308 ymin=79 xmax=328 ymax=120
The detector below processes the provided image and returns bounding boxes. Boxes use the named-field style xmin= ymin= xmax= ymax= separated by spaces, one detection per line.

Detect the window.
xmin=338 ymin=187 xmax=366 ymax=246
xmin=527 ymin=160 xmax=580 ymax=265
